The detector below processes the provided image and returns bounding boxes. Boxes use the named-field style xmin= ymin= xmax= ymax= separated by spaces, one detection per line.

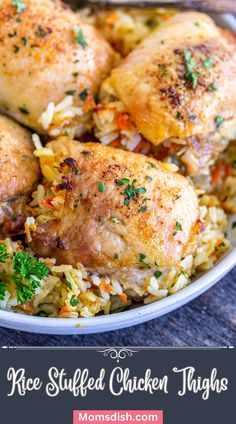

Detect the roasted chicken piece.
xmin=0 ymin=114 xmax=40 ymax=236
xmin=102 ymin=12 xmax=236 ymax=175
xmin=0 ymin=0 xmax=115 ymax=136
xmin=29 ymin=139 xmax=199 ymax=281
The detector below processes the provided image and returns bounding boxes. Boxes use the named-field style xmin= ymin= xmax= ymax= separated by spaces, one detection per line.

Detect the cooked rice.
xmin=81 ymin=7 xmax=177 ymax=56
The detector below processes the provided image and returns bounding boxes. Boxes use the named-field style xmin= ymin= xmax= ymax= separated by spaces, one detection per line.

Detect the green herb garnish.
xmin=184 ymin=50 xmax=199 ymax=89
xmin=70 ymin=295 xmax=80 ymax=307
xmin=12 ymin=0 xmax=26 ymax=14
xmin=0 ymin=245 xmax=9 ymax=263
xmin=154 ymin=271 xmax=163 ymax=279
xmin=19 ymin=105 xmax=29 ymax=114
xmin=13 ymin=45 xmax=20 ymax=53
xmin=0 ymin=281 xmax=7 ymax=302
xmin=75 ymin=27 xmax=88 ymax=49
xmin=111 ymin=217 xmax=120 ymax=224
xmin=11 ymin=251 xmax=49 ymax=304
xmin=35 ymin=25 xmax=47 ymax=38
xmin=215 ymin=115 xmax=224 ymax=128
xmin=21 ymin=36 xmax=27 ymax=46
xmin=207 ymin=82 xmax=218 ymax=92
xmin=98 ymin=181 xmax=106 ymax=192
xmin=116 ymin=178 xmax=146 ymax=207
xmin=139 ymin=253 xmax=151 ymax=270
xmin=203 ymin=56 xmax=214 ymax=70
xmin=66 ymin=280 xmax=72 ymax=290
xmin=79 ymin=89 xmax=88 ymax=101
xmin=65 ymin=90 xmax=76 ymax=96
xmin=175 ymin=221 xmax=182 ymax=231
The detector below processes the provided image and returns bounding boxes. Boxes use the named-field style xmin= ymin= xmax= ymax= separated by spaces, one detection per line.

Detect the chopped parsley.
xmin=35 ymin=25 xmax=47 ymax=38
xmin=12 ymin=251 xmax=49 ymax=303
xmin=65 ymin=90 xmax=76 ymax=96
xmin=184 ymin=50 xmax=199 ymax=90
xmin=139 ymin=253 xmax=151 ymax=270
xmin=98 ymin=181 xmax=106 ymax=192
xmin=140 ymin=206 xmax=147 ymax=213
xmin=203 ymin=56 xmax=214 ymax=70
xmin=0 ymin=247 xmax=49 ymax=304
xmin=8 ymin=31 xmax=17 ymax=38
xmin=111 ymin=217 xmax=120 ymax=224
xmin=70 ymin=295 xmax=80 ymax=307
xmin=0 ymin=281 xmax=7 ymax=301
xmin=215 ymin=115 xmax=224 ymax=128
xmin=79 ymin=89 xmax=88 ymax=101
xmin=175 ymin=221 xmax=182 ymax=231
xmin=232 ymin=222 xmax=236 ymax=229
xmin=12 ymin=0 xmax=26 ymax=14
xmin=13 ymin=45 xmax=20 ymax=53
xmin=66 ymin=280 xmax=72 ymax=290
xmin=113 ymin=254 xmax=119 ymax=260
xmin=115 ymin=178 xmax=130 ymax=186
xmin=116 ymin=178 xmax=146 ymax=206
xmin=146 ymin=176 xmax=152 ymax=181
xmin=19 ymin=105 xmax=29 ymax=114
xmin=75 ymin=27 xmax=88 ymax=49
xmin=176 ymin=111 xmax=181 ymax=119
xmin=145 ymin=18 xmax=158 ymax=29
xmin=72 ymin=71 xmax=79 ymax=77
xmin=21 ymin=36 xmax=27 ymax=46
xmin=0 ymin=245 xmax=9 ymax=263
xmin=154 ymin=271 xmax=163 ymax=279
xmin=207 ymin=82 xmax=218 ymax=92
xmin=147 ymin=162 xmax=157 ymax=169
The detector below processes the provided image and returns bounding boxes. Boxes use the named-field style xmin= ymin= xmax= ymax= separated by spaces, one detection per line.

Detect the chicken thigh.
xmin=96 ymin=12 xmax=236 ymax=176
xmin=0 ymin=0 xmax=115 ymax=136
xmin=0 ymin=114 xmax=40 ymax=236
xmin=29 ymin=139 xmax=199 ymax=278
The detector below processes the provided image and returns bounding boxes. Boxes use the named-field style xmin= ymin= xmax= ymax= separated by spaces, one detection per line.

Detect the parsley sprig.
xmin=0 ymin=247 xmax=49 ymax=304
xmin=0 ymin=245 xmax=9 ymax=263
xmin=0 ymin=281 xmax=7 ymax=301
xmin=75 ymin=27 xmax=88 ymax=49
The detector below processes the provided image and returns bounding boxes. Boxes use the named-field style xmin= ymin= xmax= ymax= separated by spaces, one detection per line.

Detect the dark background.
xmin=0 ymin=267 xmax=235 ymax=346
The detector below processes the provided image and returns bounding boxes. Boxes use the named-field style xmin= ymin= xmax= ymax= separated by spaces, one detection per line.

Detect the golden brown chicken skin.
xmin=109 ymin=11 xmax=236 ymax=143
xmin=29 ymin=139 xmax=199 ymax=277
xmin=0 ymin=114 xmax=40 ymax=236
xmin=0 ymin=0 xmax=115 ymax=135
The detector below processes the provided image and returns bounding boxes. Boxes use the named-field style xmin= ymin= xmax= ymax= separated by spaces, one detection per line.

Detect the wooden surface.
xmin=0 ymin=266 xmax=235 ymax=346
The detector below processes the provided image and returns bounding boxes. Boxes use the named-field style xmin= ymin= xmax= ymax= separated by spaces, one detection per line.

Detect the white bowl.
xmin=0 ymin=13 xmax=235 ymax=335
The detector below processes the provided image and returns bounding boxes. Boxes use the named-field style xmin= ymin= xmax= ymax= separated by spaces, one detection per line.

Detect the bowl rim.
xmin=0 ymin=13 xmax=235 ymax=335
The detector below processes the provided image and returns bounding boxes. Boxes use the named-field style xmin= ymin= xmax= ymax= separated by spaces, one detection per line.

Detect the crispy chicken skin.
xmin=0 ymin=114 xmax=40 ymax=236
xmin=29 ymin=140 xmax=199 ymax=274
xmin=109 ymin=12 xmax=236 ymax=144
xmin=0 ymin=0 xmax=115 ymax=133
